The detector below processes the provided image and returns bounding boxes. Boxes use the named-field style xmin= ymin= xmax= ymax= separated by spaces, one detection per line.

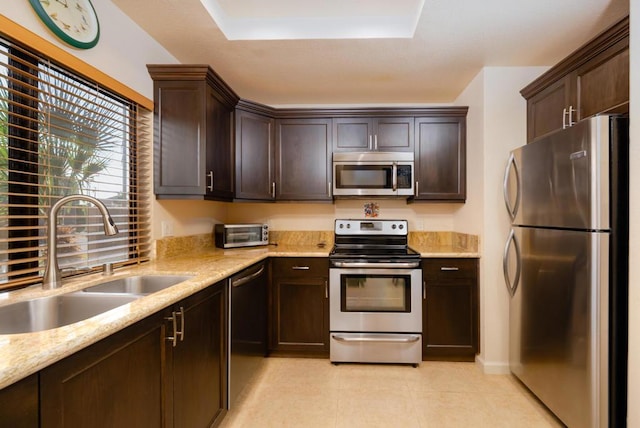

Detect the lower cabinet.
xmin=0 ymin=373 xmax=39 ymax=427
xmin=40 ymin=281 xmax=228 ymax=428
xmin=422 ymin=258 xmax=479 ymax=361
xmin=269 ymin=258 xmax=329 ymax=356
xmin=169 ymin=281 xmax=228 ymax=428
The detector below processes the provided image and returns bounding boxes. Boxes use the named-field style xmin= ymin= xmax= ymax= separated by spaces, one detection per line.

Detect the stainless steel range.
xmin=329 ymin=219 xmax=422 ymax=366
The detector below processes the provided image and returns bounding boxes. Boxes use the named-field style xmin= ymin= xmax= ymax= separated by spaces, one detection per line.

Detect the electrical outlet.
xmin=417 ymin=220 xmax=425 ymax=231
xmin=161 ymin=220 xmax=174 ymax=237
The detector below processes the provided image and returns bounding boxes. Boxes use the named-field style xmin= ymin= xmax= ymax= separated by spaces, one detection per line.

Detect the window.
xmin=0 ymin=37 xmax=151 ymax=291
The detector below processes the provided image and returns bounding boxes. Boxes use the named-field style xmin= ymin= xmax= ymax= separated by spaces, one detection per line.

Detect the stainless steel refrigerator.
xmin=502 ymin=115 xmax=628 ymax=428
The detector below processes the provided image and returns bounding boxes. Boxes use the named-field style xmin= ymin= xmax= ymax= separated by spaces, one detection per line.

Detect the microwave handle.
xmin=392 ymin=162 xmax=397 ymax=191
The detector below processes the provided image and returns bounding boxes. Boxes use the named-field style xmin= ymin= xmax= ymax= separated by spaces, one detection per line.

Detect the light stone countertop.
xmin=0 ymin=242 xmax=478 ymax=390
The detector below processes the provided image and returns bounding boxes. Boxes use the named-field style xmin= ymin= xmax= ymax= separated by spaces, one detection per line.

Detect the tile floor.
xmin=219 ymin=358 xmax=564 ymax=428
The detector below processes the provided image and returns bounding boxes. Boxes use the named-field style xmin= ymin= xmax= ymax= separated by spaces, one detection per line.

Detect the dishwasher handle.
xmin=231 ymin=264 xmax=265 ymax=288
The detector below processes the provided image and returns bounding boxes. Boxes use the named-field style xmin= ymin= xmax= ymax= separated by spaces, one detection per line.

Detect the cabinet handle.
xmin=423 ymin=280 xmax=426 ymax=300
xmin=562 ymin=107 xmax=568 ymax=129
xmin=325 ymin=280 xmax=328 ymax=299
xmin=177 ymin=306 xmax=185 ymax=342
xmin=368 ymin=135 xmax=373 ymax=151
xmin=207 ymin=171 xmax=214 ymax=191
xmin=292 ymin=266 xmax=310 ymax=270
xmin=374 ymin=134 xmax=378 ymax=151
xmin=165 ymin=312 xmax=178 ymax=347
xmin=568 ymin=105 xmax=576 ymax=127
xmin=415 ymin=181 xmax=419 ymax=197
xmin=272 ymin=182 xmax=276 ymax=199
xmin=328 ymin=181 xmax=332 ymax=197
xmin=440 ymin=267 xmax=460 ymax=271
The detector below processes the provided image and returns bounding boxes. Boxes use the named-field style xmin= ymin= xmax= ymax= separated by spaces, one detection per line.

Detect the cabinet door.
xmin=206 ymin=87 xmax=234 ymax=200
xmin=414 ymin=117 xmax=466 ymax=201
xmin=40 ymin=312 xmax=168 ymax=428
xmin=333 ymin=118 xmax=373 ymax=151
xmin=154 ymin=80 xmax=207 ymax=196
xmin=235 ymin=110 xmax=275 ymax=200
xmin=0 ymin=374 xmax=39 ymax=428
xmin=276 ymin=119 xmax=332 ymax=200
xmin=526 ymin=76 xmax=574 ymax=142
xmin=575 ymin=40 xmax=629 ymax=120
xmin=374 ymin=117 xmax=414 ymax=152
xmin=171 ymin=281 xmax=227 ymax=428
xmin=270 ymin=258 xmax=329 ymax=356
xmin=422 ymin=258 xmax=479 ymax=361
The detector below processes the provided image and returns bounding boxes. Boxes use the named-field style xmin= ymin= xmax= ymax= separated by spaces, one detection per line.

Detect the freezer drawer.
xmin=504 ymin=226 xmax=609 ymax=428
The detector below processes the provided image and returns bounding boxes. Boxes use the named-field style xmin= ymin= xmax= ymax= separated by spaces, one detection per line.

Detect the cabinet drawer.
xmin=423 ymin=258 xmax=478 ymax=280
xmin=272 ymin=258 xmax=328 ymax=277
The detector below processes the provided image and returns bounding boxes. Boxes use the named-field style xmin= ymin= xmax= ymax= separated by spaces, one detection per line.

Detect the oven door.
xmin=329 ymin=267 xmax=422 ymax=332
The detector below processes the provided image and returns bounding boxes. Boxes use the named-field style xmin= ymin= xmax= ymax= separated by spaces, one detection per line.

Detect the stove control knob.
xmin=347 ymin=224 xmax=351 ymax=229
xmin=392 ymin=224 xmax=397 ymax=229
xmin=399 ymin=224 xmax=404 ymax=230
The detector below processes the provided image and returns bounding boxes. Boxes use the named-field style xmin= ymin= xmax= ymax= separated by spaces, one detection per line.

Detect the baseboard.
xmin=475 ymin=355 xmax=510 ymax=374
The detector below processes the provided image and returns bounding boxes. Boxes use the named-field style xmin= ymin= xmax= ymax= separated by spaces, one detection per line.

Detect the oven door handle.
xmin=331 ymin=334 xmax=420 ymax=343
xmin=331 ymin=261 xmax=420 ymax=269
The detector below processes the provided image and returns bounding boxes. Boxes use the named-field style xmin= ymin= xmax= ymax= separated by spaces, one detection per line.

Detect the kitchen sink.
xmin=82 ymin=274 xmax=193 ymax=295
xmin=0 ymin=292 xmax=139 ymax=335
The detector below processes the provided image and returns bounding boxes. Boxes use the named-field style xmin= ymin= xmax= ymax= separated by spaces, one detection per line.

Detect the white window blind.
xmin=0 ymin=36 xmax=152 ymax=291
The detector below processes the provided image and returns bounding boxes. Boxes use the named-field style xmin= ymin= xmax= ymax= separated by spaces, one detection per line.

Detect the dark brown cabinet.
xmin=148 ymin=65 xmax=238 ymax=200
xmin=276 ymin=118 xmax=332 ymax=201
xmin=422 ymin=258 xmax=479 ymax=361
xmin=270 ymin=258 xmax=329 ymax=356
xmin=169 ymin=281 xmax=228 ymax=428
xmin=40 ymin=310 xmax=168 ymax=428
xmin=522 ymin=15 xmax=628 ymax=143
xmin=235 ymin=108 xmax=275 ymax=200
xmin=413 ymin=114 xmax=467 ymax=202
xmin=333 ymin=116 xmax=414 ymax=152
xmin=0 ymin=374 xmax=39 ymax=428
xmin=40 ymin=281 xmax=228 ymax=428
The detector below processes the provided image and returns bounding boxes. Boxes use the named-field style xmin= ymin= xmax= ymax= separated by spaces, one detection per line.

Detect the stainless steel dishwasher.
xmin=228 ymin=261 xmax=268 ymax=408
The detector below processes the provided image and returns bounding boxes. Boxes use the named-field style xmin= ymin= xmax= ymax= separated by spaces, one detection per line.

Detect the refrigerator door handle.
xmin=503 ymin=153 xmax=520 ymax=221
xmin=503 ymin=229 xmax=521 ymax=297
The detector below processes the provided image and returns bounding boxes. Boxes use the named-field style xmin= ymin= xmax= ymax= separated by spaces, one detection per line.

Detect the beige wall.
xmin=454 ymin=66 xmax=549 ymax=373
xmin=0 ymin=1 xmax=178 ymax=100
xmin=627 ymin=1 xmax=638 ymax=425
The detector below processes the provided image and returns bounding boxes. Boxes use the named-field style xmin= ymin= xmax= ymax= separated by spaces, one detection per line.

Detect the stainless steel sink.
xmin=0 ymin=292 xmax=139 ymax=334
xmin=82 ymin=275 xmax=193 ymax=295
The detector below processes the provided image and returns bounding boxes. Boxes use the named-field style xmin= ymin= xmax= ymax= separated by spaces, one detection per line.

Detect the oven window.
xmin=335 ymin=165 xmax=392 ymax=189
xmin=340 ymin=274 xmax=411 ymax=312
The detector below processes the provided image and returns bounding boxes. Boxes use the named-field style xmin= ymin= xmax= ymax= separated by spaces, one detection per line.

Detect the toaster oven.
xmin=214 ymin=224 xmax=269 ymax=248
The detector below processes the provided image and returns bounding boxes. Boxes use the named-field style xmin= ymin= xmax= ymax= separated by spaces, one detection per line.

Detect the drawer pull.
xmin=440 ymin=267 xmax=459 ymax=271
xmin=292 ymin=266 xmax=310 ymax=270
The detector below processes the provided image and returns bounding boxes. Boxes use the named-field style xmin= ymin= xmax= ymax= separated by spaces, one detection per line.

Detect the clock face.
xmin=29 ymin=0 xmax=100 ymax=49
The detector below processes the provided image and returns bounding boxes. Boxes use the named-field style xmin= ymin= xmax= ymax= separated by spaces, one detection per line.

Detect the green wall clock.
xmin=29 ymin=0 xmax=100 ymax=49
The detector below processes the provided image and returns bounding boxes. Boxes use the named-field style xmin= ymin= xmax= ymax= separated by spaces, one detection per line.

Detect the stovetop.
xmin=329 ymin=219 xmax=420 ymax=264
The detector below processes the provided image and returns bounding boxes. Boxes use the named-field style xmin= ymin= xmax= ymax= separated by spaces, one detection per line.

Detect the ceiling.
xmin=112 ymin=0 xmax=629 ymax=106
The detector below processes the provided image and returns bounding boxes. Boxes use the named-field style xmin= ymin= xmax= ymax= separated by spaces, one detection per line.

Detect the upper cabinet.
xmin=148 ymin=65 xmax=239 ymax=200
xmin=235 ymin=107 xmax=275 ymax=200
xmin=276 ymin=118 xmax=332 ymax=201
xmin=333 ymin=116 xmax=414 ymax=152
xmin=234 ymin=103 xmax=333 ymax=202
xmin=521 ymin=15 xmax=628 ymax=143
xmin=413 ymin=111 xmax=467 ymax=202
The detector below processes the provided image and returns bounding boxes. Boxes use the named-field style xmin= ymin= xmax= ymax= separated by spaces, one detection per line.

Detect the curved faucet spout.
xmin=43 ymin=195 xmax=119 ymax=290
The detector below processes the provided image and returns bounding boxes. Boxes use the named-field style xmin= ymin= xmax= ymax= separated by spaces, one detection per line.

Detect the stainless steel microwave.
xmin=332 ymin=152 xmax=414 ymax=197
xmin=214 ymin=224 xmax=269 ymax=248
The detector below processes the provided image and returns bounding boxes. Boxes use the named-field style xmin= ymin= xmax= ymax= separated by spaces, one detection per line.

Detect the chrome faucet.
xmin=42 ymin=195 xmax=119 ymax=290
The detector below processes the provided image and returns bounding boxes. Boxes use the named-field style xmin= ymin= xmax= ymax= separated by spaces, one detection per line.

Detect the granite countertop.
xmin=0 ymin=232 xmax=479 ymax=390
